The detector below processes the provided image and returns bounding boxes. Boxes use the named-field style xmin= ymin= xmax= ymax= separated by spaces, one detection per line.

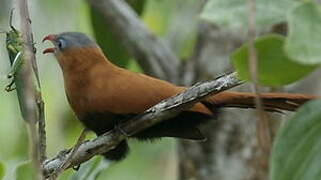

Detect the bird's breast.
xmin=63 ymin=72 xmax=92 ymax=118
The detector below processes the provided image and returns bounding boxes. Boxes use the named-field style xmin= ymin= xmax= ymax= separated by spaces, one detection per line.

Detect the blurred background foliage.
xmin=1 ymin=0 xmax=321 ymax=179
xmin=0 ymin=0 xmax=201 ymax=179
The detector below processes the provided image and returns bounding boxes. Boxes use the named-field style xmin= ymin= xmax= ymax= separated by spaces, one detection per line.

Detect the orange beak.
xmin=42 ymin=34 xmax=57 ymax=54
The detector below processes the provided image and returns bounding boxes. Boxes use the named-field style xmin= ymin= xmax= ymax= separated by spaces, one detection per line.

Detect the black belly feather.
xmin=81 ymin=112 xmax=132 ymax=161
xmin=81 ymin=111 xmax=213 ymax=161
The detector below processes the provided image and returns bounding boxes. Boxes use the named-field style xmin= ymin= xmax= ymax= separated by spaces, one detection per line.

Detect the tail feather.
xmin=203 ymin=91 xmax=316 ymax=112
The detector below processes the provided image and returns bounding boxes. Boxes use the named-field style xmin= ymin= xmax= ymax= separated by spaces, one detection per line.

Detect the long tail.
xmin=203 ymin=91 xmax=316 ymax=112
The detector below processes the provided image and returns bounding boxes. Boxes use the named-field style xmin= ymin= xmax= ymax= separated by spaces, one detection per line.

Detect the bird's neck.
xmin=58 ymin=48 xmax=119 ymax=117
xmin=56 ymin=47 xmax=116 ymax=74
xmin=56 ymin=47 xmax=118 ymax=98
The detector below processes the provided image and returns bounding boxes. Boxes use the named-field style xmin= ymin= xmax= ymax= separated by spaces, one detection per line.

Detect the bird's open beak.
xmin=42 ymin=34 xmax=57 ymax=54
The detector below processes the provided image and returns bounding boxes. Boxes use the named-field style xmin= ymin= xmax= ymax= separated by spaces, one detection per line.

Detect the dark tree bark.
xmin=177 ymin=23 xmax=265 ymax=180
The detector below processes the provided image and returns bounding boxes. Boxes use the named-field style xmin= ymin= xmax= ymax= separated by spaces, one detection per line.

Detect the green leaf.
xmin=200 ymin=0 xmax=298 ymax=30
xmin=285 ymin=1 xmax=321 ymax=65
xmin=126 ymin=0 xmax=146 ymax=14
xmin=231 ymin=34 xmax=317 ymax=86
xmin=0 ymin=161 xmax=5 ymax=180
xmin=90 ymin=0 xmax=145 ymax=68
xmin=90 ymin=9 xmax=130 ymax=68
xmin=15 ymin=161 xmax=35 ymax=180
xmin=69 ymin=157 xmax=109 ymax=180
xmin=270 ymin=100 xmax=321 ymax=180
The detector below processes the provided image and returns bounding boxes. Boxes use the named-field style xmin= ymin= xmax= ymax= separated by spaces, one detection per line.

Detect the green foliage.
xmin=69 ymin=157 xmax=108 ymax=180
xmin=200 ymin=0 xmax=297 ymax=30
xmin=2 ymin=0 xmax=321 ymax=180
xmin=270 ymin=100 xmax=321 ymax=180
xmin=285 ymin=1 xmax=321 ymax=65
xmin=143 ymin=0 xmax=199 ymax=59
xmin=97 ymin=140 xmax=175 ymax=180
xmin=15 ymin=162 xmax=35 ymax=180
xmin=231 ymin=35 xmax=316 ymax=86
xmin=143 ymin=0 xmax=173 ymax=36
xmin=90 ymin=0 xmax=146 ymax=68
xmin=126 ymin=0 xmax=146 ymax=14
xmin=90 ymin=9 xmax=130 ymax=68
xmin=0 ymin=162 xmax=4 ymax=180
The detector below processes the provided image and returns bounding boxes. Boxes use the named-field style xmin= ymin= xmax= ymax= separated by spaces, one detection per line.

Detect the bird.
xmin=42 ymin=32 xmax=315 ymax=161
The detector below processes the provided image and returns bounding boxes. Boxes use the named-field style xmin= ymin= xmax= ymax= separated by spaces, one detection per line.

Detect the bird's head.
xmin=42 ymin=32 xmax=106 ymax=72
xmin=42 ymin=32 xmax=97 ymax=55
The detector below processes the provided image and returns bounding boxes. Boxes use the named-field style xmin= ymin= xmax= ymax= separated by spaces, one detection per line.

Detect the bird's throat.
xmin=56 ymin=47 xmax=111 ymax=73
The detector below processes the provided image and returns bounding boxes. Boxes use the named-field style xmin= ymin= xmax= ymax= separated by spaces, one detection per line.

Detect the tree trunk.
xmin=178 ymin=23 xmax=268 ymax=180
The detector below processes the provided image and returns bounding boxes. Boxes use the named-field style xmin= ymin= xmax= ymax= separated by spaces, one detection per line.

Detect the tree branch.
xmin=87 ymin=0 xmax=180 ymax=82
xmin=18 ymin=0 xmax=46 ymax=179
xmin=43 ymin=72 xmax=243 ymax=178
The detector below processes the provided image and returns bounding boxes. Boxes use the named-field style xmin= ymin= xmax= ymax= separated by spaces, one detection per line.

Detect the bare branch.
xmin=18 ymin=0 xmax=44 ymax=179
xmin=17 ymin=0 xmax=47 ymax=178
xmin=43 ymin=72 xmax=243 ymax=178
xmin=87 ymin=0 xmax=180 ymax=82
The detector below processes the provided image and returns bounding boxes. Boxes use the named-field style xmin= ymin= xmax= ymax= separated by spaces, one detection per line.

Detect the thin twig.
xmin=247 ymin=0 xmax=271 ymax=179
xmin=42 ymin=72 xmax=243 ymax=178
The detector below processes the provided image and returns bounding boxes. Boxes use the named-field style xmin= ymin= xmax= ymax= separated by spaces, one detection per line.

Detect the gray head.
xmin=42 ymin=32 xmax=97 ymax=54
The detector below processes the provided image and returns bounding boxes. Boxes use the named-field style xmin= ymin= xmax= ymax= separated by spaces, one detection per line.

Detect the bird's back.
xmin=67 ymin=61 xmax=213 ymax=117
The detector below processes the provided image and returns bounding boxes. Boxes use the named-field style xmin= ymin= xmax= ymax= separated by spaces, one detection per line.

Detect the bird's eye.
xmin=57 ymin=39 xmax=66 ymax=50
